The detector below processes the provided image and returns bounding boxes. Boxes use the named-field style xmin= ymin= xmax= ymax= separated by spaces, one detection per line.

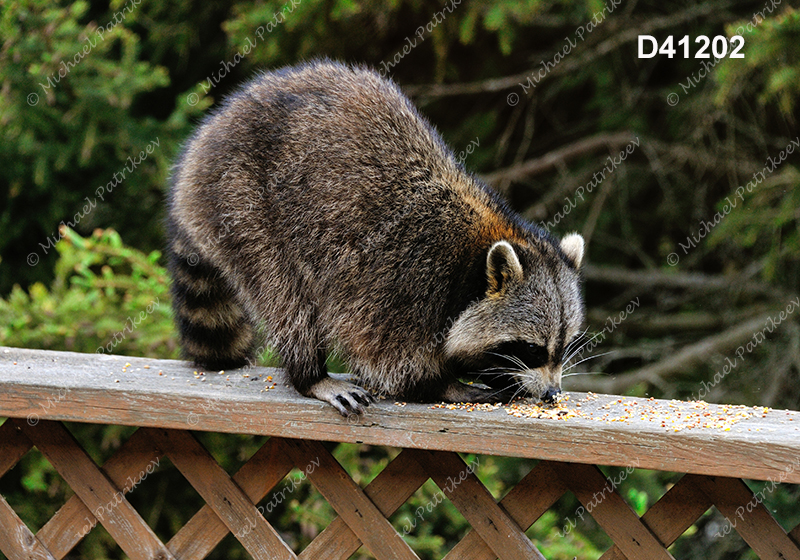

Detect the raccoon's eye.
xmin=492 ymin=341 xmax=548 ymax=370
xmin=525 ymin=343 xmax=548 ymax=368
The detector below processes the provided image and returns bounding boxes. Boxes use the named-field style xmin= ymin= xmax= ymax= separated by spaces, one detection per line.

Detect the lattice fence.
xmin=2 ymin=418 xmax=800 ymax=560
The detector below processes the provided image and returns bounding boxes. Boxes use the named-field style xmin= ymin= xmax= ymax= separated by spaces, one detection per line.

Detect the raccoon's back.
xmin=170 ymin=61 xmax=525 ymax=352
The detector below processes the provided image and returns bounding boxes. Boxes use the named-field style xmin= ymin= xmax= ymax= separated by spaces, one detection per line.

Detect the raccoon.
xmin=167 ymin=60 xmax=585 ymax=416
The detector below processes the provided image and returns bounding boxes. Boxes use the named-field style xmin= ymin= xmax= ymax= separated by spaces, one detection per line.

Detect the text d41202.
xmin=638 ymin=35 xmax=745 ymax=59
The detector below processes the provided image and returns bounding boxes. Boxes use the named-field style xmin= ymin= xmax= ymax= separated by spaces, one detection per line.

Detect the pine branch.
xmin=402 ymin=2 xmax=731 ymax=99
xmin=568 ymin=312 xmax=776 ymax=394
xmin=482 ymin=131 xmax=637 ymax=186
xmin=582 ymin=264 xmax=780 ymax=299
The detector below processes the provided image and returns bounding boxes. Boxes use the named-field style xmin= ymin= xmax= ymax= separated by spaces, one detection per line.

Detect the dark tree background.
xmin=1 ymin=0 xmax=799 ymax=558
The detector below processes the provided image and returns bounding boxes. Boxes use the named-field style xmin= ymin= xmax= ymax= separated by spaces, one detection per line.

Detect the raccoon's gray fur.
xmin=167 ymin=60 xmax=585 ymax=416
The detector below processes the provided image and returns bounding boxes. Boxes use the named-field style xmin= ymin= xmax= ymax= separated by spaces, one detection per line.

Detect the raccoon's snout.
xmin=541 ymin=386 xmax=561 ymax=403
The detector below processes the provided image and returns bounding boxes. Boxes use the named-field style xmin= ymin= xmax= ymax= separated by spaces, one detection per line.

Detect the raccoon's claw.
xmin=307 ymin=377 xmax=374 ymax=417
xmin=333 ymin=390 xmax=373 ymax=416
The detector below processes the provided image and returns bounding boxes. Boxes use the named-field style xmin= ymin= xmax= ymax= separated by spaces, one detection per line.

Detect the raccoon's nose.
xmin=541 ymin=386 xmax=561 ymax=404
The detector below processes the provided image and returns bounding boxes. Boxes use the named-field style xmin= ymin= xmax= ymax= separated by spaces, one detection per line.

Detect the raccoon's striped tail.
xmin=168 ymin=233 xmax=256 ymax=370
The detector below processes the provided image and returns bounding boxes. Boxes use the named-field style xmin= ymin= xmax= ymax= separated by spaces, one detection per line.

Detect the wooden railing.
xmin=1 ymin=346 xmax=800 ymax=560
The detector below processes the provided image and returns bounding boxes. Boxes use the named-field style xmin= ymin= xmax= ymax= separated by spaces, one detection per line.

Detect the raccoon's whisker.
xmin=472 ymin=368 xmax=511 ymax=375
xmin=563 ymin=330 xmax=597 ymax=364
xmin=501 ymin=369 xmax=537 ymax=401
xmin=475 ymin=379 xmax=524 ymax=401
xmin=486 ymin=351 xmax=515 ymax=363
xmin=562 ymin=371 xmax=607 ymax=378
xmin=465 ymin=370 xmax=515 ymax=380
xmin=478 ymin=364 xmax=526 ymax=374
xmin=463 ymin=369 xmax=528 ymax=401
xmin=573 ymin=329 xmax=606 ymax=350
xmin=510 ymin=356 xmax=529 ymax=371
xmin=486 ymin=352 xmax=528 ymax=371
xmin=563 ymin=328 xmax=593 ymax=363
xmin=563 ymin=350 xmax=614 ymax=372
xmin=469 ymin=367 xmax=526 ymax=379
xmin=508 ymin=382 xmax=531 ymax=402
xmin=497 ymin=381 xmax=524 ymax=397
xmin=563 ymin=338 xmax=603 ymax=362
xmin=563 ymin=345 xmax=589 ymax=367
xmin=566 ymin=326 xmax=592 ymax=350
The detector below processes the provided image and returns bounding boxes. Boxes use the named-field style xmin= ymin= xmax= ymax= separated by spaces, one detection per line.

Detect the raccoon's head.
xmin=444 ymin=233 xmax=585 ymax=403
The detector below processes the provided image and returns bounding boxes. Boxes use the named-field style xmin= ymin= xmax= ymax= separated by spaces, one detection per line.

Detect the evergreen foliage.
xmin=1 ymin=0 xmax=798 ymax=558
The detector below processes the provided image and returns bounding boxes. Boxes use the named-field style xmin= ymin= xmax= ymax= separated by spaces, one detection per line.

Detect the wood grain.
xmin=148 ymin=429 xmax=297 ymax=560
xmin=284 ymin=439 xmax=421 ymax=560
xmin=443 ymin=461 xmax=568 ymax=560
xmin=0 ymin=494 xmax=57 ymax=560
xmin=411 ymin=449 xmax=545 ymax=560
xmin=598 ymin=473 xmax=713 ymax=560
xmin=791 ymin=523 xmax=800 ymax=548
xmin=36 ymin=427 xmax=162 ymax=559
xmin=167 ymin=436 xmax=295 ymax=560
xmin=2 ymin=347 xmax=798 ymax=484
xmin=298 ymin=449 xmax=428 ymax=560
xmin=0 ymin=420 xmax=32 ymax=478
xmin=694 ymin=475 xmax=800 ymax=560
xmin=555 ymin=462 xmax=674 ymax=560
xmin=14 ymin=419 xmax=174 ymax=560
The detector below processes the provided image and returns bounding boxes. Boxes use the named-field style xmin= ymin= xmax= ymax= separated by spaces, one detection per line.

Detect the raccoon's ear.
xmin=560 ymin=233 xmax=584 ymax=268
xmin=486 ymin=241 xmax=524 ymax=296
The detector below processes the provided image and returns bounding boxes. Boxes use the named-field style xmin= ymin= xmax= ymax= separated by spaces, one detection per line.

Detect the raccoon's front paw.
xmin=442 ymin=381 xmax=517 ymax=404
xmin=307 ymin=377 xmax=375 ymax=416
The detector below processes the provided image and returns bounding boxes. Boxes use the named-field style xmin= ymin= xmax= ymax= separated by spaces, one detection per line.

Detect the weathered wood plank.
xmin=411 ymin=449 xmax=545 ymax=560
xmin=166 ymin=436 xmax=296 ymax=560
xmin=2 ymin=347 xmax=800 ymax=483
xmin=36 ymin=427 xmax=162 ymax=559
xmin=14 ymin=419 xmax=174 ymax=560
xmin=555 ymin=462 xmax=674 ymax=560
xmin=791 ymin=523 xmax=800 ymax=548
xmin=0 ymin=494 xmax=57 ymax=560
xmin=298 ymin=449 xmax=428 ymax=560
xmin=148 ymin=429 xmax=297 ymax=560
xmin=443 ymin=461 xmax=568 ymax=560
xmin=284 ymin=439 xmax=420 ymax=560
xmin=694 ymin=475 xmax=800 ymax=560
xmin=598 ymin=473 xmax=713 ymax=560
xmin=0 ymin=419 xmax=32 ymax=478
